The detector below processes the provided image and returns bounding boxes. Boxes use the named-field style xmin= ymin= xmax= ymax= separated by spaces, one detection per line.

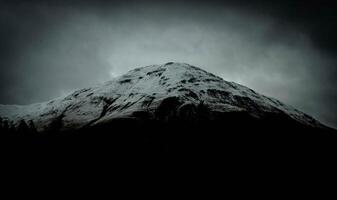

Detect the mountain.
xmin=0 ymin=62 xmax=336 ymax=157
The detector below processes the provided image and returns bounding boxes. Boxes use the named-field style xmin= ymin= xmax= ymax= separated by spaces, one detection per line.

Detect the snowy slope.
xmin=0 ymin=62 xmax=324 ymax=133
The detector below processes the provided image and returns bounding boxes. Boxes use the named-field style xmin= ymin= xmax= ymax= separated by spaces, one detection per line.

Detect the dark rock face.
xmin=155 ymin=97 xmax=182 ymax=120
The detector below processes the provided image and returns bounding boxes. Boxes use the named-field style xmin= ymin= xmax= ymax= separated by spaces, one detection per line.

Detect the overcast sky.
xmin=1 ymin=0 xmax=337 ymax=128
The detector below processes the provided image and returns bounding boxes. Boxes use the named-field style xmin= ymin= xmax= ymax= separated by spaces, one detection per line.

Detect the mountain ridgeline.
xmin=0 ymin=62 xmax=336 ymax=158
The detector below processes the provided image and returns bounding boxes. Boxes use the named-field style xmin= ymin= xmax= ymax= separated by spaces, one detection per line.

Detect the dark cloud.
xmin=232 ymin=0 xmax=337 ymax=55
xmin=0 ymin=0 xmax=337 ymax=128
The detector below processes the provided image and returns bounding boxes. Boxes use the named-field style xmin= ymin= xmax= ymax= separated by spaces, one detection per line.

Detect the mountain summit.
xmin=0 ymin=62 xmax=327 ymax=134
xmin=1 ymin=62 xmax=337 ymax=160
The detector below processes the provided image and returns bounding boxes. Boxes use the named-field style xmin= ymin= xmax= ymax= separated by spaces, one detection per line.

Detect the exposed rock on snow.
xmin=0 ymin=62 xmax=325 ymax=133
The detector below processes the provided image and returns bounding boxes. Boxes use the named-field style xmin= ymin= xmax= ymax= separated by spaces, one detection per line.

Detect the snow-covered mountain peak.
xmin=0 ymin=62 xmax=325 ymax=133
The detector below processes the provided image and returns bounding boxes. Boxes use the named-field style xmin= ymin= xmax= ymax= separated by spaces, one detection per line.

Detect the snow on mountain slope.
xmin=0 ymin=62 xmax=324 ymax=133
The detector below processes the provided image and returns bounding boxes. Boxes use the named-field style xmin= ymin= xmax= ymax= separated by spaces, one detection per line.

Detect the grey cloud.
xmin=0 ymin=1 xmax=336 ymax=128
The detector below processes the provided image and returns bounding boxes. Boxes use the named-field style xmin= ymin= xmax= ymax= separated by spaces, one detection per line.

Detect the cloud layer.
xmin=1 ymin=1 xmax=336 ymax=128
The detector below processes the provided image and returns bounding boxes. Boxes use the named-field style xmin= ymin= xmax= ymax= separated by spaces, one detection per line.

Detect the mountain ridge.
xmin=0 ymin=62 xmax=330 ymax=134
